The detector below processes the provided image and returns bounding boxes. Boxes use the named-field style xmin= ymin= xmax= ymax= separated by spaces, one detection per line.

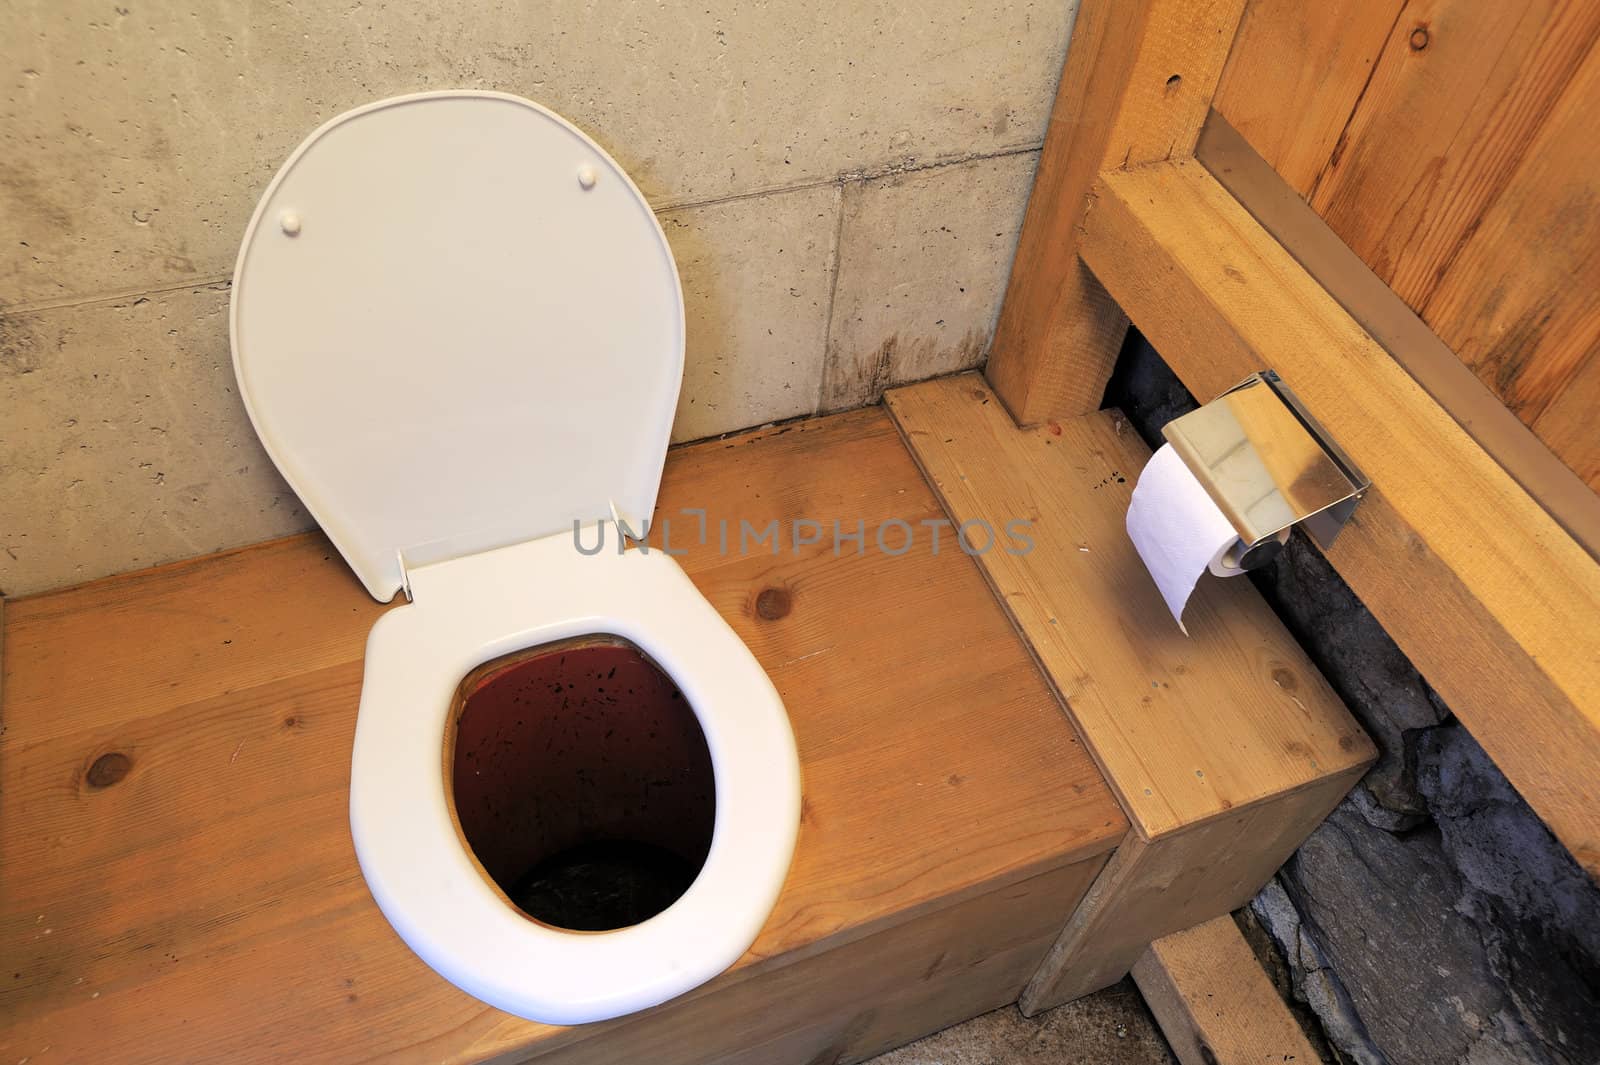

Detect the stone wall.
xmin=1106 ymin=333 xmax=1600 ymax=1065
xmin=0 ymin=0 xmax=1078 ymax=597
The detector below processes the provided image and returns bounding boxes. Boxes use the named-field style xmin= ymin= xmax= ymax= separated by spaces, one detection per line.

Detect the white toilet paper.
xmin=1125 ymin=443 xmax=1247 ymax=634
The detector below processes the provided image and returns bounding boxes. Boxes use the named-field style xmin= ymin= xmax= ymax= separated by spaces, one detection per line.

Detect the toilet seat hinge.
xmin=397 ymin=549 xmax=415 ymax=603
xmin=395 ymin=506 xmax=648 ymax=605
xmin=608 ymin=500 xmax=651 ymax=545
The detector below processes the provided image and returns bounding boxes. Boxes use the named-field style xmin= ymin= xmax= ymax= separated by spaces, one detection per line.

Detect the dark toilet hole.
xmin=446 ymin=635 xmax=716 ymax=932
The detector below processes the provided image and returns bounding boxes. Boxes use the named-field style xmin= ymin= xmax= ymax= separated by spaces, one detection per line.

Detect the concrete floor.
xmin=865 ymin=979 xmax=1176 ymax=1065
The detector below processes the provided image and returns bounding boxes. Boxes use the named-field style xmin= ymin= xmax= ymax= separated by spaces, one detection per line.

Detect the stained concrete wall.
xmin=0 ymin=0 xmax=1075 ymax=597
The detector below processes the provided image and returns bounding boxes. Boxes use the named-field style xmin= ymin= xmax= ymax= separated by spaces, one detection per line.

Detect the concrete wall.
xmin=0 ymin=0 xmax=1076 ymax=597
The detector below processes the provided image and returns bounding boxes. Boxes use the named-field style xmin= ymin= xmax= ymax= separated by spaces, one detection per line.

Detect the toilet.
xmin=227 ymin=91 xmax=802 ymax=1025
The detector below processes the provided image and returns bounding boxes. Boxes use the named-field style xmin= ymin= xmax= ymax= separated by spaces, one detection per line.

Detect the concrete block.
xmin=664 ymin=184 xmax=839 ymax=442
xmin=0 ymin=284 xmax=310 ymax=597
xmin=821 ymin=151 xmax=1039 ymax=411
xmin=0 ymin=183 xmax=839 ymax=594
xmin=1 ymin=0 xmax=1074 ymax=304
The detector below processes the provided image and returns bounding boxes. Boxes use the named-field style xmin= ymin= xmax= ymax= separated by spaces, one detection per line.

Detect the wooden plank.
xmin=1212 ymin=0 xmax=1405 ymax=195
xmin=1195 ymin=111 xmax=1600 ymax=562
xmin=0 ymin=408 xmax=1125 ymax=1064
xmin=1214 ymin=3 xmax=1600 ymax=487
xmin=986 ymin=0 xmax=1247 ymax=424
xmin=885 ymin=376 xmax=1372 ymax=840
xmin=0 ymin=533 xmax=390 ymax=746
xmin=1306 ymin=0 xmax=1600 ymax=316
xmin=1535 ymin=354 xmax=1600 ymax=490
xmin=1019 ymin=769 xmax=1363 ymax=1013
xmin=535 ymin=859 xmax=1106 ymax=1065
xmin=1424 ymin=40 xmax=1600 ymax=450
xmin=1132 ymin=916 xmax=1320 ymax=1065
xmin=1079 ymin=159 xmax=1600 ymax=877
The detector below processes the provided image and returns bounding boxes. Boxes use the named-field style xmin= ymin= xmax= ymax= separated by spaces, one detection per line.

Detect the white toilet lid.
xmin=230 ymin=92 xmax=684 ymax=601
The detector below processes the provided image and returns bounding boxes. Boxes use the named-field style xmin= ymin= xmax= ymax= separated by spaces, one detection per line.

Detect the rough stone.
xmin=1287 ymin=807 xmax=1519 ymax=1064
xmin=1237 ymin=898 xmax=1345 ymax=1065
xmin=1250 ymin=878 xmax=1382 ymax=1065
xmin=1252 ymin=539 xmax=1452 ymax=829
xmin=1416 ymin=726 xmax=1600 ymax=1065
xmin=821 ymin=150 xmax=1040 ymax=411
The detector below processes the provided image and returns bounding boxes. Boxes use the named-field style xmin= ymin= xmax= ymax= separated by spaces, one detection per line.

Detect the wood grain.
xmin=1080 ymin=159 xmax=1600 ymax=877
xmin=1308 ymin=0 xmax=1600 ymax=310
xmin=1214 ymin=0 xmax=1600 ymax=486
xmin=885 ymin=376 xmax=1373 ymax=841
xmin=888 ymin=376 xmax=1371 ymax=1011
xmin=986 ymin=0 xmax=1247 ymax=424
xmin=1132 ymin=916 xmax=1320 ymax=1065
xmin=0 ymin=408 xmax=1124 ymax=1064
xmin=1022 ymin=766 xmax=1360 ymax=1012
xmin=1212 ymin=0 xmax=1405 ymax=195
xmin=1425 ymin=40 xmax=1600 ymax=442
xmin=531 ymin=859 xmax=1106 ymax=1065
xmin=1195 ymin=111 xmax=1600 ymax=561
xmin=1535 ymin=354 xmax=1600 ymax=490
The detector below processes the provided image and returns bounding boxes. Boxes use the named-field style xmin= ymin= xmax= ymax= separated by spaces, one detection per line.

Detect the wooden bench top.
xmin=0 ymin=406 xmax=1124 ymax=1064
xmin=887 ymin=376 xmax=1373 ymax=841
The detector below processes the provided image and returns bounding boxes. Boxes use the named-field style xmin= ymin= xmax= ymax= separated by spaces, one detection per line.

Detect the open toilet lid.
xmin=231 ymin=92 xmax=684 ymax=601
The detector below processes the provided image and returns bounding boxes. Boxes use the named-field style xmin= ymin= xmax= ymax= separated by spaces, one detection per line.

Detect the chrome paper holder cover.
xmin=1161 ymin=370 xmax=1370 ymax=561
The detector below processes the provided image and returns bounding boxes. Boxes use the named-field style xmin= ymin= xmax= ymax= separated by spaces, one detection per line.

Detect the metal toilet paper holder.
xmin=1162 ymin=370 xmax=1371 ymax=573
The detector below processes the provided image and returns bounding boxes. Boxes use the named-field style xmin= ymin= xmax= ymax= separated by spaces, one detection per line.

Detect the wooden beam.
xmin=986 ymin=0 xmax=1247 ymax=425
xmin=1079 ymin=159 xmax=1600 ymax=878
xmin=1132 ymin=916 xmax=1319 ymax=1065
xmin=886 ymin=376 xmax=1372 ymax=1011
xmin=1195 ymin=112 xmax=1600 ymax=563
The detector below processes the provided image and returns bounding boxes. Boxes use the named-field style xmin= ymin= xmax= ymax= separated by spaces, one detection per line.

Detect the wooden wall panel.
xmin=1214 ymin=0 xmax=1600 ymax=490
xmin=1213 ymin=0 xmax=1404 ymax=194
xmin=1194 ymin=114 xmax=1600 ymax=559
xmin=1425 ymin=44 xmax=1600 ymax=432
xmin=1309 ymin=0 xmax=1599 ymax=307
xmin=1537 ymin=355 xmax=1600 ymax=488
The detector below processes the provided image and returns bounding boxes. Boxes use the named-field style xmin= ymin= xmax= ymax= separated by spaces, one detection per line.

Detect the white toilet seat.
xmin=231 ymin=91 xmax=801 ymax=1025
xmin=350 ymin=531 xmax=800 ymax=1024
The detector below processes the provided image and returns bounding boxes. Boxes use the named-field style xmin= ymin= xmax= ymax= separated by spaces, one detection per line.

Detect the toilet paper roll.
xmin=1125 ymin=443 xmax=1248 ymax=635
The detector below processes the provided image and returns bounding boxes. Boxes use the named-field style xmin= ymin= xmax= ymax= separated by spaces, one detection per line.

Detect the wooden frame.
xmin=987 ymin=0 xmax=1247 ymax=422
xmin=989 ymin=0 xmax=1600 ymax=880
